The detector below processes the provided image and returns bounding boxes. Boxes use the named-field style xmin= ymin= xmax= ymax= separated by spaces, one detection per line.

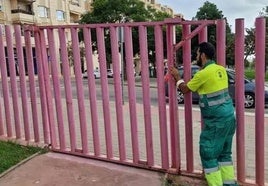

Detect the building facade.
xmin=0 ymin=0 xmax=176 ymax=74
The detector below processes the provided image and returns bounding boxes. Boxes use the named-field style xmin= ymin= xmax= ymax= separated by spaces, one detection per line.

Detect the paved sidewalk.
xmin=0 ymin=152 xmax=165 ymax=186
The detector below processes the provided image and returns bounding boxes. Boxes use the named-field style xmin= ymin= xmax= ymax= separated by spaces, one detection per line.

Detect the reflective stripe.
xmin=219 ymin=161 xmax=233 ymax=166
xmin=206 ymin=88 xmax=228 ymax=98
xmin=204 ymin=167 xmax=219 ymax=174
xmin=223 ymin=180 xmax=236 ymax=184
xmin=199 ymin=102 xmax=205 ymax=107
xmin=208 ymin=95 xmax=230 ymax=106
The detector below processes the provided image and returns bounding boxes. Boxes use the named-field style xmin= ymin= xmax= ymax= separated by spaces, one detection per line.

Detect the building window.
xmin=56 ymin=10 xmax=65 ymax=21
xmin=38 ymin=6 xmax=49 ymax=18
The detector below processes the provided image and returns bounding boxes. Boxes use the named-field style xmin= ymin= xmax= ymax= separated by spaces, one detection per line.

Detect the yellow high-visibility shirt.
xmin=187 ymin=62 xmax=228 ymax=95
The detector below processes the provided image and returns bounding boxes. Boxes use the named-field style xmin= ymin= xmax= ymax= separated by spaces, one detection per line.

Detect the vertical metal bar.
xmin=154 ymin=25 xmax=169 ymax=169
xmin=14 ymin=25 xmax=30 ymax=141
xmin=198 ymin=26 xmax=207 ymax=43
xmin=182 ymin=24 xmax=194 ymax=172
xmin=166 ymin=24 xmax=180 ymax=170
xmin=83 ymin=27 xmax=100 ymax=156
xmin=34 ymin=29 xmax=50 ymax=144
xmin=6 ymin=25 xmax=21 ymax=139
xmin=39 ymin=29 xmax=57 ymax=147
xmin=58 ymin=28 xmax=77 ymax=152
xmin=70 ymin=27 xmax=88 ymax=154
xmin=216 ymin=19 xmax=226 ymax=66
xmin=0 ymin=26 xmax=12 ymax=137
xmin=198 ymin=27 xmax=207 ymax=130
xmin=24 ymin=27 xmax=40 ymax=143
xmin=109 ymin=26 xmax=126 ymax=161
xmin=234 ymin=18 xmax=246 ymax=182
xmin=138 ymin=25 xmax=154 ymax=166
xmin=47 ymin=28 xmax=66 ymax=150
xmin=124 ymin=26 xmax=140 ymax=163
xmin=96 ymin=27 xmax=113 ymax=159
xmin=255 ymin=17 xmax=265 ymax=186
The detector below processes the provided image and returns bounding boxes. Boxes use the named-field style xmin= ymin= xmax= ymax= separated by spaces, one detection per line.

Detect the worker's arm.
xmin=169 ymin=67 xmax=191 ymax=94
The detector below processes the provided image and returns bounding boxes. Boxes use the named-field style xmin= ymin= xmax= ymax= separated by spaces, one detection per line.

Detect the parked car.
xmin=83 ymin=69 xmax=101 ymax=79
xmin=165 ymin=65 xmax=268 ymax=108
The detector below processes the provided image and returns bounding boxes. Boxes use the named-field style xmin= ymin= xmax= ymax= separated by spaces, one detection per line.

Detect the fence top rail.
xmin=28 ymin=18 xmax=218 ymax=30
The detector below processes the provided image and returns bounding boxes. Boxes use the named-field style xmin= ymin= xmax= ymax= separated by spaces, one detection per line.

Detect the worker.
xmin=169 ymin=42 xmax=238 ymax=186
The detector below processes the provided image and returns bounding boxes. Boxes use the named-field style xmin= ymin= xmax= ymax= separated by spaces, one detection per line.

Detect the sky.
xmin=157 ymin=0 xmax=267 ymax=31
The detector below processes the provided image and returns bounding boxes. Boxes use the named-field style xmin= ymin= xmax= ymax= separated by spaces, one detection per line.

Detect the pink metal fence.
xmin=0 ymin=17 xmax=266 ymax=185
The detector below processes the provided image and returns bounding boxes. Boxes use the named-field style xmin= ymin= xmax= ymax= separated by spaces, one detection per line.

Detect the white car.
xmin=83 ymin=69 xmax=101 ymax=79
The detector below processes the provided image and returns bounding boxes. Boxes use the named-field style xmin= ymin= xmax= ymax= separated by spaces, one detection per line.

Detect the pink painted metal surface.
xmin=82 ymin=27 xmax=100 ymax=156
xmin=154 ymin=25 xmax=169 ymax=169
xmin=235 ymin=19 xmax=246 ymax=182
xmin=216 ymin=19 xmax=226 ymax=66
xmin=182 ymin=24 xmax=194 ymax=172
xmin=254 ymin=17 xmax=265 ymax=186
xmin=47 ymin=28 xmax=66 ymax=151
xmin=14 ymin=25 xmax=31 ymax=141
xmin=58 ymin=28 xmax=77 ymax=152
xmin=6 ymin=25 xmax=21 ymax=139
xmin=0 ymin=26 xmax=12 ymax=137
xmin=24 ymin=27 xmax=40 ymax=142
xmin=71 ymin=27 xmax=89 ymax=154
xmin=139 ymin=25 xmax=154 ymax=166
xmin=96 ymin=27 xmax=113 ymax=158
xmin=34 ymin=29 xmax=50 ymax=144
xmin=166 ymin=24 xmax=180 ymax=170
xmin=124 ymin=26 xmax=140 ymax=163
xmin=39 ymin=30 xmax=57 ymax=147
xmin=109 ymin=26 xmax=126 ymax=161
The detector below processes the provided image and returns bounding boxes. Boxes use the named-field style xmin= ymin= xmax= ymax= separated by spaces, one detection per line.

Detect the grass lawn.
xmin=0 ymin=140 xmax=46 ymax=174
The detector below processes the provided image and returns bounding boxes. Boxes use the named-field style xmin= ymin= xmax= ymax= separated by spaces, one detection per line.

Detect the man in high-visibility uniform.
xmin=169 ymin=42 xmax=238 ymax=186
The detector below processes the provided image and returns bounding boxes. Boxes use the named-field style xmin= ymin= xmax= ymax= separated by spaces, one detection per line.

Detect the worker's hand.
xmin=169 ymin=67 xmax=181 ymax=82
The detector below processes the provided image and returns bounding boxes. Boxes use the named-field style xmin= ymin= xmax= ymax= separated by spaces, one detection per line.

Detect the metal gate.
xmin=0 ymin=17 xmax=267 ymax=185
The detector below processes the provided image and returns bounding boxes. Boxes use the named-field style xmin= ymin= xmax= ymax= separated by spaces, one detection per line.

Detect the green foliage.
xmin=245 ymin=68 xmax=268 ymax=81
xmin=0 ymin=141 xmax=46 ymax=174
xmin=193 ymin=1 xmax=234 ymax=66
xmin=79 ymin=0 xmax=171 ymax=66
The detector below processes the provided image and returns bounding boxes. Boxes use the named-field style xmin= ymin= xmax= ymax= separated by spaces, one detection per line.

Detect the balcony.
xmin=69 ymin=2 xmax=84 ymax=15
xmin=11 ymin=9 xmax=35 ymax=24
xmin=17 ymin=0 xmax=36 ymax=3
xmin=0 ymin=11 xmax=4 ymax=21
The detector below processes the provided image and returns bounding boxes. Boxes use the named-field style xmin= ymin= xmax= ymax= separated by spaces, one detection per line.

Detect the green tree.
xmin=193 ymin=1 xmax=234 ymax=66
xmin=79 ymin=0 xmax=171 ymax=70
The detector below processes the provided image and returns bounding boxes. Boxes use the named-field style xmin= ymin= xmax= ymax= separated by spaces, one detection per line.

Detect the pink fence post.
xmin=39 ymin=29 xmax=57 ymax=147
xmin=124 ymin=26 xmax=140 ymax=163
xmin=255 ymin=17 xmax=265 ymax=186
xmin=0 ymin=26 xmax=12 ymax=137
xmin=58 ymin=28 xmax=77 ymax=152
xmin=139 ymin=25 xmax=154 ymax=166
xmin=47 ymin=28 xmax=66 ymax=151
xmin=6 ymin=25 xmax=21 ymax=139
xmin=166 ymin=23 xmax=180 ymax=170
xmin=154 ymin=24 xmax=169 ymax=169
xmin=82 ymin=27 xmax=100 ymax=156
xmin=14 ymin=25 xmax=31 ymax=141
xmin=70 ymin=27 xmax=88 ymax=154
xmin=96 ymin=27 xmax=113 ymax=159
xmin=234 ymin=18 xmax=246 ymax=183
xmin=182 ymin=24 xmax=194 ymax=172
xmin=34 ymin=29 xmax=50 ymax=144
xmin=24 ymin=26 xmax=40 ymax=143
xmin=109 ymin=26 xmax=126 ymax=161
xmin=198 ymin=26 xmax=207 ymax=43
xmin=216 ymin=19 xmax=226 ymax=66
